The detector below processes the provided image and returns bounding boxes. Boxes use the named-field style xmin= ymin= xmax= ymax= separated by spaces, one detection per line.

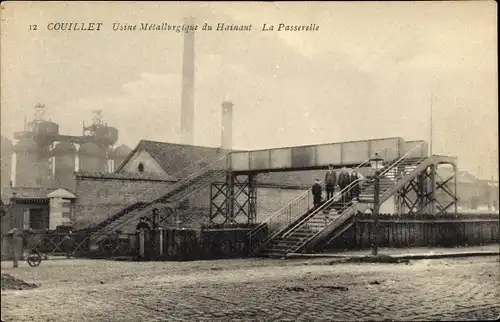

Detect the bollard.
xmin=12 ymin=229 xmax=21 ymax=268
xmin=157 ymin=228 xmax=164 ymax=258
xmin=139 ymin=230 xmax=145 ymax=259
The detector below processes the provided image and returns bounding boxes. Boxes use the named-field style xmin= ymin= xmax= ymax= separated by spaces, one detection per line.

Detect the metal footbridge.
xmin=87 ymin=137 xmax=458 ymax=254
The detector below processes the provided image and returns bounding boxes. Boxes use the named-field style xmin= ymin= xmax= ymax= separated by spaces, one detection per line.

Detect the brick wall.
xmin=73 ymin=172 xmax=307 ymax=229
xmin=73 ymin=173 xmax=175 ymax=229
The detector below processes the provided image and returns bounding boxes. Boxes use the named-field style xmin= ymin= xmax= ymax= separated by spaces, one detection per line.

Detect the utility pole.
xmin=430 ymin=91 xmax=433 ymax=156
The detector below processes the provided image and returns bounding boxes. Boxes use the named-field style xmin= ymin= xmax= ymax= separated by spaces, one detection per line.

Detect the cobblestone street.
xmin=1 ymin=256 xmax=499 ymax=321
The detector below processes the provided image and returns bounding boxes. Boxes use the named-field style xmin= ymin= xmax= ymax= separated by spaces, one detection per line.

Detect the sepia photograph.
xmin=0 ymin=1 xmax=498 ymax=321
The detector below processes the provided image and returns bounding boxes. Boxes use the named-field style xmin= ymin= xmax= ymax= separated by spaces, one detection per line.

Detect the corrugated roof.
xmin=116 ymin=140 xmax=229 ymax=176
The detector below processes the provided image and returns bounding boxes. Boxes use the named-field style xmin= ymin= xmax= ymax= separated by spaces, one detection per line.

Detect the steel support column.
xmin=430 ymin=164 xmax=437 ymax=215
xmin=372 ymin=171 xmax=381 ymax=255
xmin=453 ymin=164 xmax=458 ymax=214
xmin=393 ymin=160 xmax=457 ymax=216
xmin=209 ymin=181 xmax=228 ymax=223
xmin=226 ymin=172 xmax=235 ymax=224
xmin=433 ymin=164 xmax=458 ymax=215
xmin=247 ymin=173 xmax=257 ymax=224
xmin=209 ymin=172 xmax=258 ymax=225
xmin=232 ymin=174 xmax=257 ymax=224
xmin=418 ymin=172 xmax=426 ymax=212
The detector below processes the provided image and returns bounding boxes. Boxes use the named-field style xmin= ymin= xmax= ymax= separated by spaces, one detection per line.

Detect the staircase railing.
xmin=157 ymin=168 xmax=227 ymax=209
xmin=282 ymin=177 xmax=365 ymax=239
xmin=96 ymin=154 xmax=228 ymax=233
xmin=152 ymin=154 xmax=228 ymax=201
xmin=248 ymin=156 xmax=375 ymax=253
xmin=379 ymin=156 xmax=428 ymax=201
xmin=288 ymin=142 xmax=427 ymax=253
xmin=106 ymin=167 xmax=228 ymax=233
xmin=88 ymin=155 xmax=219 ymax=230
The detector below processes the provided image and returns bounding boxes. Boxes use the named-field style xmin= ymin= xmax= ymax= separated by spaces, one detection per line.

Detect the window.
xmin=138 ymin=163 xmax=145 ymax=173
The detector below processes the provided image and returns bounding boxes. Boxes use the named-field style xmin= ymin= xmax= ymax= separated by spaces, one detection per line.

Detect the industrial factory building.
xmin=1 ymin=16 xmax=497 ymax=235
xmin=0 ymin=105 xmax=132 ymax=231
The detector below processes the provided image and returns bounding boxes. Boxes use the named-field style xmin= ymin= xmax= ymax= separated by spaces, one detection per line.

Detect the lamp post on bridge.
xmin=370 ymin=153 xmax=384 ymax=256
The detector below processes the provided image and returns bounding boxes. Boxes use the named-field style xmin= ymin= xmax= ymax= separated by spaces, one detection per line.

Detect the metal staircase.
xmin=250 ymin=142 xmax=435 ymax=258
xmin=248 ymin=156 xmax=375 ymax=256
xmin=91 ymin=155 xmax=228 ymax=236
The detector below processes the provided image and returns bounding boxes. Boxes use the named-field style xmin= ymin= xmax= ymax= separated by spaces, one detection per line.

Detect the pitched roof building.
xmin=114 ymin=140 xmax=231 ymax=179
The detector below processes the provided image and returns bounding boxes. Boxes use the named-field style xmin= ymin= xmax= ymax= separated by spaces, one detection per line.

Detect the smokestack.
xmin=221 ymin=101 xmax=233 ymax=150
xmin=180 ymin=16 xmax=195 ymax=145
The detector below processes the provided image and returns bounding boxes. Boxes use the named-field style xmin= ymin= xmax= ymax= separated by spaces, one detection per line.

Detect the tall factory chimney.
xmin=180 ymin=16 xmax=196 ymax=145
xmin=221 ymin=101 xmax=234 ymax=150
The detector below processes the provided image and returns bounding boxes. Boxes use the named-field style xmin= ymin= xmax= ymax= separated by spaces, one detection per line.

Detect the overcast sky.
xmin=1 ymin=1 xmax=497 ymax=179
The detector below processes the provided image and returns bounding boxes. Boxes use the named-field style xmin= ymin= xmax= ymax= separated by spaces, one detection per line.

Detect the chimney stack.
xmin=180 ymin=16 xmax=195 ymax=145
xmin=221 ymin=101 xmax=233 ymax=150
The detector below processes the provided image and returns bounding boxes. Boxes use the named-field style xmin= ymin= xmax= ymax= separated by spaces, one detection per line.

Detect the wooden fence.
xmin=325 ymin=213 xmax=499 ymax=251
xmin=2 ymin=214 xmax=498 ymax=261
xmin=142 ymin=227 xmax=258 ymax=261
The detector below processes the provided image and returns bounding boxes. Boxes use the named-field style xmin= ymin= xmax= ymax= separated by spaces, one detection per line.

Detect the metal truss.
xmin=395 ymin=162 xmax=458 ymax=216
xmin=209 ymin=173 xmax=257 ymax=225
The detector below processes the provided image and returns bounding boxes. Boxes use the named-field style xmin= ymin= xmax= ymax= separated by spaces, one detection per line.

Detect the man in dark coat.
xmin=350 ymin=170 xmax=361 ymax=200
xmin=325 ymin=164 xmax=337 ymax=201
xmin=338 ymin=168 xmax=350 ymax=203
xmin=136 ymin=217 xmax=151 ymax=231
xmin=312 ymin=179 xmax=323 ymax=209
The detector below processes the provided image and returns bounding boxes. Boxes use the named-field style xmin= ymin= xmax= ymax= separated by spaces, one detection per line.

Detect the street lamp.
xmin=370 ymin=153 xmax=384 ymax=256
xmin=370 ymin=153 xmax=384 ymax=173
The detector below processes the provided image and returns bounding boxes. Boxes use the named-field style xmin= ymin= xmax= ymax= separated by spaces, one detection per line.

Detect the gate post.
xmin=138 ymin=230 xmax=145 ymax=259
xmin=12 ymin=229 xmax=22 ymax=268
xmin=155 ymin=228 xmax=164 ymax=259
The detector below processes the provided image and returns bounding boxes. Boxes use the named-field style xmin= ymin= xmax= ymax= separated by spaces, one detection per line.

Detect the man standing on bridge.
xmin=338 ymin=167 xmax=350 ymax=203
xmin=312 ymin=179 xmax=323 ymax=209
xmin=325 ymin=164 xmax=337 ymax=201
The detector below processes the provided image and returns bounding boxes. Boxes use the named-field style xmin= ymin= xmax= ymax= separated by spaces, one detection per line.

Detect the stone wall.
xmin=73 ymin=173 xmax=175 ymax=229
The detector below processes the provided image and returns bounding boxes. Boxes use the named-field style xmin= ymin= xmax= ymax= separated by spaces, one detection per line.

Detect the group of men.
xmin=312 ymin=164 xmax=363 ymax=209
